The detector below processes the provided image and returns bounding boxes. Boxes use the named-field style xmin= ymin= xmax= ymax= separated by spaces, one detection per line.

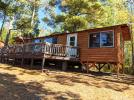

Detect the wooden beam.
xmin=30 ymin=58 xmax=34 ymax=68
xmin=21 ymin=58 xmax=24 ymax=67
xmin=62 ymin=61 xmax=68 ymax=71
xmin=117 ymin=63 xmax=120 ymax=78
xmin=96 ymin=63 xmax=105 ymax=72
xmin=121 ymin=64 xmax=124 ymax=74
xmin=13 ymin=58 xmax=15 ymax=65
xmin=42 ymin=57 xmax=45 ymax=73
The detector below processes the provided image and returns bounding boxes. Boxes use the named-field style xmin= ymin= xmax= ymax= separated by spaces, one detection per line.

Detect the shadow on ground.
xmin=0 ymin=72 xmax=81 ymax=100
xmin=0 ymin=63 xmax=134 ymax=98
xmin=46 ymin=70 xmax=134 ymax=92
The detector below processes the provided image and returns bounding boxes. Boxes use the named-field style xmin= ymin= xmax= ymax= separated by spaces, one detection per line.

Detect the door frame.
xmin=67 ymin=33 xmax=77 ymax=46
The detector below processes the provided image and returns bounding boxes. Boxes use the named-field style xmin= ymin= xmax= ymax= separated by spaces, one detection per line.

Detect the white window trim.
xmin=67 ymin=33 xmax=77 ymax=46
xmin=88 ymin=30 xmax=114 ymax=48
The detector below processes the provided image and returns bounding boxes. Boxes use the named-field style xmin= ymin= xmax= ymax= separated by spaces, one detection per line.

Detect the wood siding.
xmin=78 ymin=27 xmax=118 ymax=63
xmin=116 ymin=26 xmax=125 ymax=64
xmin=57 ymin=35 xmax=67 ymax=45
xmin=55 ymin=26 xmax=125 ymax=64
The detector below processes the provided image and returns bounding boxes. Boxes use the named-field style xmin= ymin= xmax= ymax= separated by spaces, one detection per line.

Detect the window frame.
xmin=88 ymin=30 xmax=114 ymax=48
xmin=67 ymin=33 xmax=77 ymax=46
xmin=88 ymin=32 xmax=100 ymax=48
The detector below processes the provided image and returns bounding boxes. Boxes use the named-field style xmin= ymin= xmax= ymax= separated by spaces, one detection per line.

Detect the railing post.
xmin=21 ymin=44 xmax=24 ymax=66
xmin=62 ymin=61 xmax=68 ymax=71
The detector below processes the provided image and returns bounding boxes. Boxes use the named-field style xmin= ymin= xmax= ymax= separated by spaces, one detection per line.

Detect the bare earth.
xmin=0 ymin=63 xmax=134 ymax=100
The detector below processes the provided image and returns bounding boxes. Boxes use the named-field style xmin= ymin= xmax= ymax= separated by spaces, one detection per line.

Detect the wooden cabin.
xmin=0 ymin=24 xmax=131 ymax=75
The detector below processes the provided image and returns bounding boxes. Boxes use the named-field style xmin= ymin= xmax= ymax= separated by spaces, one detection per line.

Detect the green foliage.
xmin=8 ymin=30 xmax=19 ymax=44
xmin=43 ymin=0 xmax=132 ymax=32
xmin=15 ymin=0 xmax=41 ymax=37
xmin=33 ymin=20 xmax=40 ymax=37
xmin=125 ymin=42 xmax=132 ymax=67
xmin=0 ymin=0 xmax=41 ymax=43
xmin=15 ymin=17 xmax=33 ymax=35
xmin=63 ymin=16 xmax=88 ymax=32
xmin=101 ymin=0 xmax=130 ymax=26
xmin=0 ymin=27 xmax=8 ymax=41
xmin=44 ymin=0 xmax=105 ymax=32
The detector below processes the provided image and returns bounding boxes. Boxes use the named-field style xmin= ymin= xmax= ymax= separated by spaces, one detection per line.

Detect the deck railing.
xmin=0 ymin=43 xmax=79 ymax=58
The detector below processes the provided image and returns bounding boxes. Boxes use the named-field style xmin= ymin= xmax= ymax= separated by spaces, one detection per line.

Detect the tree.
xmin=28 ymin=0 xmax=41 ymax=37
xmin=124 ymin=0 xmax=134 ymax=74
xmin=0 ymin=0 xmax=42 ymax=45
xmin=33 ymin=19 xmax=40 ymax=37
xmin=101 ymin=0 xmax=134 ymax=73
xmin=1 ymin=0 xmax=27 ymax=45
xmin=43 ymin=0 xmax=105 ymax=32
xmin=0 ymin=0 xmax=20 ymax=37
xmin=28 ymin=0 xmax=40 ymax=26
xmin=43 ymin=0 xmax=133 ymax=32
xmin=0 ymin=27 xmax=8 ymax=41
xmin=0 ymin=0 xmax=11 ymax=37
xmin=14 ymin=0 xmax=41 ymax=37
xmin=101 ymin=0 xmax=130 ymax=26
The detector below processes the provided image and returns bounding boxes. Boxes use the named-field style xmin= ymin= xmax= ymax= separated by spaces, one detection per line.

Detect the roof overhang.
xmin=120 ymin=24 xmax=131 ymax=41
xmin=17 ymin=24 xmax=131 ymax=42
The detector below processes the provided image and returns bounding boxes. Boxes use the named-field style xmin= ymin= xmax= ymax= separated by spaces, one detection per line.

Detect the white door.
xmin=66 ymin=34 xmax=77 ymax=57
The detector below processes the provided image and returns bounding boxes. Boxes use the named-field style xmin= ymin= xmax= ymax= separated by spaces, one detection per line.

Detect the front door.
xmin=66 ymin=33 xmax=77 ymax=57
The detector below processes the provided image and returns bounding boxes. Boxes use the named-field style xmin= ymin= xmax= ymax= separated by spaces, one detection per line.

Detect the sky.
xmin=0 ymin=12 xmax=2 ymax=28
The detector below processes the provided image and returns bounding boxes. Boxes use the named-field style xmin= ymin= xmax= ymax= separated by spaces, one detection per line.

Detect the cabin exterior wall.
xmin=54 ymin=26 xmax=125 ymax=64
xmin=116 ymin=26 xmax=125 ymax=64
xmin=77 ymin=27 xmax=119 ymax=63
xmin=51 ymin=27 xmax=120 ymax=64
xmin=57 ymin=35 xmax=67 ymax=45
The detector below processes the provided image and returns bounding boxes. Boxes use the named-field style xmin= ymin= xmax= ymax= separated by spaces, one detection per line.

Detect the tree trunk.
xmin=31 ymin=1 xmax=36 ymax=26
xmin=0 ymin=13 xmax=6 ymax=37
xmin=129 ymin=1 xmax=134 ymax=74
xmin=4 ymin=29 xmax=11 ymax=46
xmin=131 ymin=24 xmax=134 ymax=74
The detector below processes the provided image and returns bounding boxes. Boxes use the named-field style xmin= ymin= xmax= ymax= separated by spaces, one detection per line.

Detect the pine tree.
xmin=43 ymin=0 xmax=105 ymax=32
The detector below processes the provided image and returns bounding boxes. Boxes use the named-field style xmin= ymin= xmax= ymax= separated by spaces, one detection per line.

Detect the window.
xmin=67 ymin=34 xmax=77 ymax=46
xmin=89 ymin=33 xmax=100 ymax=48
xmin=70 ymin=36 xmax=75 ymax=46
xmin=52 ymin=37 xmax=58 ymax=44
xmin=44 ymin=37 xmax=57 ymax=44
xmin=89 ymin=31 xmax=114 ymax=48
xmin=34 ymin=39 xmax=41 ymax=43
xmin=100 ymin=31 xmax=113 ymax=47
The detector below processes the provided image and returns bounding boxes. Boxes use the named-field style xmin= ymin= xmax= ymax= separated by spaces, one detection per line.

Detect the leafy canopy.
xmin=43 ymin=0 xmax=105 ymax=32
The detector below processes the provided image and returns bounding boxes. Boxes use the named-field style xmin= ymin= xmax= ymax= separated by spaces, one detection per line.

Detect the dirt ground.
xmin=0 ymin=63 xmax=134 ymax=100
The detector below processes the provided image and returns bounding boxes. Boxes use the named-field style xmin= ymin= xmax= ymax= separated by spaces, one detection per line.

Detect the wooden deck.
xmin=0 ymin=43 xmax=79 ymax=63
